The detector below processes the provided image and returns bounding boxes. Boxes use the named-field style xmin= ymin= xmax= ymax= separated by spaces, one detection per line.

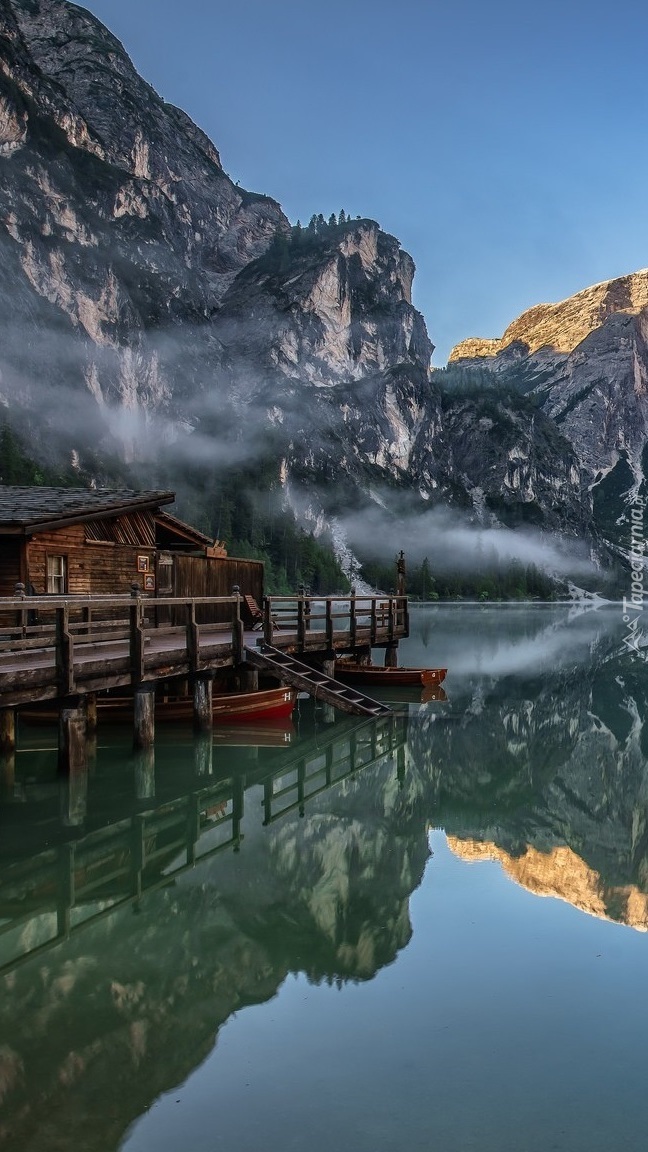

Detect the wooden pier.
xmin=0 ymin=590 xmax=408 ymax=769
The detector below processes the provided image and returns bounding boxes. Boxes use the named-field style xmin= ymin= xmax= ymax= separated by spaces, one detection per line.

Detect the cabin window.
xmin=46 ymin=554 xmax=67 ymax=595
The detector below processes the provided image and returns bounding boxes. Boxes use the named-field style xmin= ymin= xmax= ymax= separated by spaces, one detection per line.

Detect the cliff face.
xmin=448 ymin=271 xmax=648 ymax=543
xmin=0 ymin=0 xmax=287 ymax=458
xmin=0 ymin=0 xmax=615 ymax=559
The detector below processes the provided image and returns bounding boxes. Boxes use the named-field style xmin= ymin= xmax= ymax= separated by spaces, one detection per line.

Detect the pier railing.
xmin=0 ymin=592 xmax=409 ymax=707
xmin=263 ymin=594 xmax=409 ymax=650
xmin=0 ymin=594 xmax=245 ymax=706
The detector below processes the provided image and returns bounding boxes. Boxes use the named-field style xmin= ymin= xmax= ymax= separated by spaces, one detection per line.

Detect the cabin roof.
xmin=155 ymin=510 xmax=214 ymax=549
xmin=0 ymin=486 xmax=175 ymax=533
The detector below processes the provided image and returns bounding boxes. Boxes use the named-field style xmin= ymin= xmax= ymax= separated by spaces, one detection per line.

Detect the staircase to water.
xmin=243 ymin=644 xmax=392 ymax=717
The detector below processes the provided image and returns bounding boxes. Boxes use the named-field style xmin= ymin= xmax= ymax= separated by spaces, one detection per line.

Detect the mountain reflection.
xmin=410 ymin=604 xmax=648 ymax=930
xmin=2 ymin=605 xmax=648 ymax=1151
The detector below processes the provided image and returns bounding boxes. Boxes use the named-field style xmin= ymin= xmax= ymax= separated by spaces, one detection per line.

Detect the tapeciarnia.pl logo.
xmin=622 ymin=496 xmax=647 ymax=659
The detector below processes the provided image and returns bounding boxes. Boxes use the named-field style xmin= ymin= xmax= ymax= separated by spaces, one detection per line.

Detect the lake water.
xmin=2 ymin=603 xmax=648 ymax=1151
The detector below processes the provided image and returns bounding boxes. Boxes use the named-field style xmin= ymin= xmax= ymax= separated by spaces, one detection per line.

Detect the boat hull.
xmin=335 ymin=664 xmax=447 ymax=687
xmin=20 ymin=687 xmax=297 ymax=726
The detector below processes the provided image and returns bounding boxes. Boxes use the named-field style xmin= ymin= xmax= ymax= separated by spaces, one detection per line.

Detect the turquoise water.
xmin=2 ymin=603 xmax=648 ymax=1152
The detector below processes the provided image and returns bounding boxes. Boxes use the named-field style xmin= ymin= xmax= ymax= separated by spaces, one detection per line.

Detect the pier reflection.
xmin=0 ymin=710 xmax=415 ymax=1152
xmin=4 ymin=606 xmax=648 ymax=1152
xmin=0 ymin=714 xmax=408 ymax=979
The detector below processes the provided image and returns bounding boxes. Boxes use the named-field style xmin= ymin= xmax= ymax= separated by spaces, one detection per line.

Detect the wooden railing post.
xmin=14 ymin=582 xmax=26 ymax=638
xmin=81 ymin=604 xmax=91 ymax=637
xmin=349 ymin=588 xmax=357 ymax=650
xmin=186 ymin=600 xmax=199 ymax=673
xmin=130 ymin=585 xmax=144 ymax=685
xmin=56 ymin=604 xmax=74 ymax=696
xmin=370 ymin=597 xmax=377 ymax=646
xmin=263 ymin=597 xmax=274 ymax=645
xmin=232 ymin=594 xmax=244 ymax=665
xmin=326 ymin=599 xmax=334 ymax=648
xmin=297 ymin=586 xmax=306 ymax=650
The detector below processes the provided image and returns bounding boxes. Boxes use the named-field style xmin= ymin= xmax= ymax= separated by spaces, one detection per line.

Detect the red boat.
xmin=335 ymin=662 xmax=447 ymax=687
xmin=20 ymin=687 xmax=297 ymax=726
xmin=211 ymin=688 xmax=296 ymax=724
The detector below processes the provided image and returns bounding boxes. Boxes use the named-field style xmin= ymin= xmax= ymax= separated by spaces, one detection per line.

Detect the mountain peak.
xmin=449 ymin=268 xmax=648 ymax=363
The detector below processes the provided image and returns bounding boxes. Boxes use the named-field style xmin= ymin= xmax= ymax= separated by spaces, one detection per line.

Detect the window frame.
xmin=46 ymin=553 xmax=67 ymax=595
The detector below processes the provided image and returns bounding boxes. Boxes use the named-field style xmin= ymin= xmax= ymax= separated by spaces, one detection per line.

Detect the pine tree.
xmin=339 ymin=209 xmax=346 ymax=224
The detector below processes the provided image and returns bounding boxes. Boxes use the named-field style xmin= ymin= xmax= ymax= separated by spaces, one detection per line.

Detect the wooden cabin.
xmin=0 ymin=486 xmax=263 ymax=612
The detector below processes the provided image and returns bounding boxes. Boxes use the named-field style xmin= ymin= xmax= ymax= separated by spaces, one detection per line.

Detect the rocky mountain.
xmin=0 ymin=0 xmax=640 ymax=584
xmin=449 ymin=270 xmax=648 ymax=549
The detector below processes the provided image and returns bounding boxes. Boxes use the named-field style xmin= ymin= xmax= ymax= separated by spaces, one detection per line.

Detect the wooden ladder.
xmin=243 ymin=644 xmax=392 ymax=717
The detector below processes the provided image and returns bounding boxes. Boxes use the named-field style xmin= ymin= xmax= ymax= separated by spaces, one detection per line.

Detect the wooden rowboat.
xmin=20 ymin=687 xmax=297 ymax=726
xmin=335 ymin=663 xmax=447 ymax=687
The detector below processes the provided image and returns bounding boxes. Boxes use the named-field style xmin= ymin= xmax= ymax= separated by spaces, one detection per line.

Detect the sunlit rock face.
xmin=449 ymin=271 xmax=648 ymax=510
xmin=450 ymin=270 xmax=648 ymax=363
xmin=447 ymin=840 xmax=648 ymax=932
xmin=409 ymin=626 xmax=648 ymax=932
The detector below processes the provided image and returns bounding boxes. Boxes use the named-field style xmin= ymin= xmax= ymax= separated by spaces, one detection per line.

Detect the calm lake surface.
xmin=2 ymin=603 xmax=648 ymax=1151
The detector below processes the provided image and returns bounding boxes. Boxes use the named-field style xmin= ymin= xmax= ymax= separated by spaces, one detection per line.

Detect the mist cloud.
xmin=338 ymin=504 xmax=594 ymax=578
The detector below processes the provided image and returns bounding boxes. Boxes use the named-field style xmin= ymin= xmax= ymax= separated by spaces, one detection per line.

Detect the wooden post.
xmin=130 ymin=585 xmax=145 ymax=685
xmin=133 ymin=684 xmax=155 ymax=749
xmin=85 ymin=693 xmax=98 ymax=734
xmin=193 ymin=675 xmax=213 ymax=733
xmin=264 ymin=597 xmax=274 ymax=645
xmin=397 ymin=550 xmax=406 ymax=596
xmin=186 ymin=600 xmax=199 ymax=674
xmin=238 ymin=665 xmax=259 ymax=693
xmin=397 ymin=744 xmax=406 ymax=789
xmin=320 ymin=657 xmax=336 ymax=724
xmin=385 ymin=641 xmax=399 ymax=668
xmin=388 ymin=596 xmax=396 ymax=641
xmin=232 ymin=774 xmax=244 ymax=850
xmin=349 ymin=588 xmax=357 ymax=651
xmin=0 ymin=708 xmax=16 ymax=753
xmin=326 ymin=599 xmax=334 ymax=648
xmin=56 ymin=604 xmax=75 ymax=696
xmin=297 ymin=585 xmax=306 ymax=650
xmin=0 ymin=750 xmax=15 ymax=798
xmin=59 ymin=717 xmax=88 ymax=829
xmin=370 ymin=597 xmax=377 ymax=646
xmin=187 ymin=794 xmax=200 ymax=865
xmin=131 ymin=814 xmax=145 ymax=898
xmin=297 ymin=759 xmax=306 ymax=817
xmin=262 ymin=778 xmax=272 ymax=826
xmin=399 ymin=595 xmax=409 ymax=635
xmin=81 ymin=604 xmax=91 ymax=636
xmin=134 ymin=747 xmax=155 ymax=800
xmin=193 ymin=733 xmax=213 ymax=777
xmin=57 ymin=843 xmax=75 ymax=938
xmin=14 ymin=581 xmax=26 ymax=638
xmin=232 ymin=593 xmax=244 ymax=665
xmin=58 ymin=699 xmax=87 ymax=823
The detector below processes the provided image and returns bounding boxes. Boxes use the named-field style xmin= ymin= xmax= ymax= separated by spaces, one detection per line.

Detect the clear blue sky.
xmin=83 ymin=0 xmax=648 ymax=363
